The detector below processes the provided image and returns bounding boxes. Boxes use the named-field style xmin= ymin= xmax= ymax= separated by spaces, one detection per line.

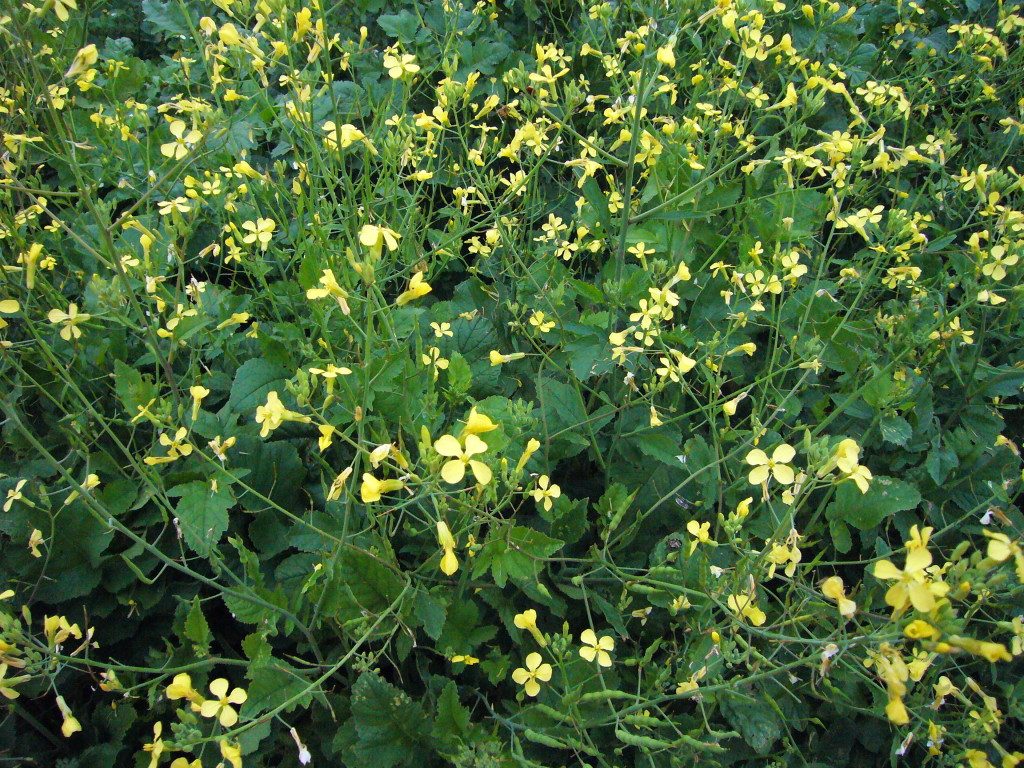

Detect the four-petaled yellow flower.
xmin=872 ymin=526 xmax=949 ymax=614
xmin=241 ymin=217 xmax=276 ymax=251
xmin=48 ymin=303 xmax=91 ymax=340
xmin=578 ymin=628 xmax=615 ymax=667
xmin=199 ymin=678 xmax=247 ymax=727
xmin=384 ymin=51 xmax=420 ymax=79
xmin=532 ymin=475 xmax=561 ymax=511
xmin=686 ymin=519 xmax=713 ymax=554
xmin=745 ymin=443 xmax=796 ymax=485
xmin=511 ymin=652 xmax=552 ymax=697
xmin=434 ymin=433 xmax=492 ymax=485
xmin=160 ymin=119 xmax=202 ymax=160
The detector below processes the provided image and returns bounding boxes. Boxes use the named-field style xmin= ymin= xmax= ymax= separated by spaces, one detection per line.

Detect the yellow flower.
xmin=532 ymin=475 xmax=561 ymax=511
xmin=199 ymin=678 xmax=247 ymax=727
xmin=450 ymin=654 xmax=479 ymax=665
xmin=160 ymin=119 xmax=202 ymax=160
xmin=686 ymin=520 xmax=713 ymax=554
xmin=254 ymin=391 xmax=310 ymax=438
xmin=434 ymin=434 xmax=492 ymax=485
xmin=513 ymin=609 xmax=547 ymax=646
xmin=4 ymin=480 xmax=27 ymax=512
xmin=489 ymin=349 xmax=526 ymax=365
xmin=656 ymin=43 xmax=676 ymax=68
xmin=726 ymin=593 xmax=767 ymax=626
xmin=383 ymin=51 xmax=420 ymax=79
xmin=189 ymin=385 xmax=210 ymax=422
xmin=65 ymin=44 xmax=97 ymax=78
xmin=143 ymin=427 xmax=193 ymax=465
xmin=0 ymin=663 xmax=28 ymax=700
xmin=360 ymin=473 xmax=404 ymax=503
xmin=56 ymin=695 xmax=82 ymax=737
xmin=431 ymin=321 xmax=453 ymax=338
xmin=395 ymin=271 xmax=432 ymax=306
xmin=578 ymin=628 xmax=614 ymax=667
xmin=511 ymin=652 xmax=552 ymax=697
xmin=166 ymin=672 xmax=204 ymax=706
xmin=745 ymin=443 xmax=796 ymax=485
xmin=318 ymin=425 xmax=336 ymax=452
xmin=821 ymin=576 xmax=856 ymax=618
xmin=48 ymin=0 xmax=78 ymax=22
xmin=873 ymin=542 xmax=949 ymax=614
xmin=241 ymin=218 xmax=276 ymax=251
xmin=322 ymin=121 xmax=373 ymax=152
xmin=306 ymin=269 xmax=351 ymax=314
xmin=422 ymin=346 xmax=449 ymax=378
xmin=220 ymin=739 xmax=243 ymax=768
xmin=461 ymin=407 xmax=498 ymax=436
xmin=48 ymin=303 xmax=91 ymax=340
xmin=358 ymin=224 xmax=401 ymax=255
xmin=436 ymin=520 xmax=458 ymax=575
xmin=27 ymin=528 xmax=43 ymax=558
xmin=528 ymin=311 xmax=555 ymax=333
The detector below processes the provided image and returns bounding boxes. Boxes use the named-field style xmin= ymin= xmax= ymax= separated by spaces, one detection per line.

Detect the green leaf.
xmin=472 ymin=526 xmax=563 ymax=587
xmin=720 ymin=690 xmax=784 ymax=756
xmin=242 ymin=659 xmax=314 ymax=717
xmin=113 ymin=360 xmax=157 ymax=419
xmin=166 ymin=481 xmax=234 ymax=556
xmin=183 ymin=596 xmax=211 ymax=655
xmin=414 ymin=589 xmax=447 ymax=641
xmin=345 ymin=671 xmax=432 ymax=768
xmin=825 ymin=476 xmax=920 ymax=531
xmin=226 ymin=359 xmax=290 ymax=415
xmin=879 ymin=415 xmax=912 ymax=446
xmin=433 ymin=680 xmax=471 ymax=748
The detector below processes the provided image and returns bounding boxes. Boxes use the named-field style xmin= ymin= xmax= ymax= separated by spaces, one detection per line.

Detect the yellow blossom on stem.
xmin=306 ymin=269 xmax=351 ymax=314
xmin=745 ymin=443 xmax=796 ymax=485
xmin=395 ymin=271 xmax=432 ymax=306
xmin=532 ymin=475 xmax=561 ymax=511
xmin=254 ymin=391 xmax=311 ymax=438
xmin=578 ymin=628 xmax=615 ymax=667
xmin=434 ymin=434 xmax=492 ymax=485
xmin=513 ymin=609 xmax=547 ymax=646
xmin=727 ymin=593 xmax=767 ymax=626
xmin=821 ymin=576 xmax=857 ymax=618
xmin=436 ymin=520 xmax=459 ymax=575
xmin=48 ymin=303 xmax=91 ymax=340
xmin=199 ymin=678 xmax=247 ymax=727
xmin=511 ymin=652 xmax=552 ymax=697
xmin=360 ymin=473 xmax=404 ymax=503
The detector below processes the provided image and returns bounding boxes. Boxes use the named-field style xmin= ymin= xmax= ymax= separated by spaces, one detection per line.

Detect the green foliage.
xmin=1 ymin=0 xmax=1023 ymax=765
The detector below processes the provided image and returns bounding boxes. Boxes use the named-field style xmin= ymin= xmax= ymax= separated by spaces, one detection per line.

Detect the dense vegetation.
xmin=1 ymin=0 xmax=1023 ymax=765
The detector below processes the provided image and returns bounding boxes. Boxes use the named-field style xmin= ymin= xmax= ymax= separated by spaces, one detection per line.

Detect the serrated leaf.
xmin=825 ymin=476 xmax=920 ymax=531
xmin=167 ymin=481 xmax=234 ymax=556
xmin=346 ymin=671 xmax=431 ymax=768
xmin=226 ymin=359 xmax=290 ymax=414
xmin=720 ymin=690 xmax=783 ymax=756
xmin=433 ymin=680 xmax=471 ymax=748
xmin=183 ymin=596 xmax=211 ymax=655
